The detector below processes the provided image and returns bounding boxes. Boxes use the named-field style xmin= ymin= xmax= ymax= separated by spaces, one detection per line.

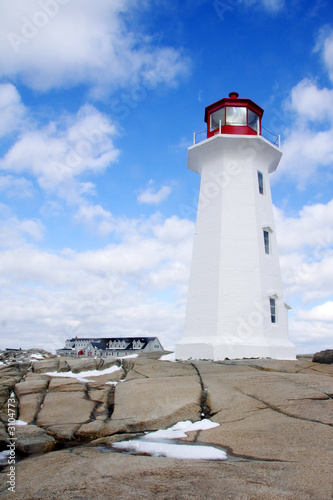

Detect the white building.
xmin=57 ymin=336 xmax=164 ymax=357
xmin=176 ymin=92 xmax=296 ymax=361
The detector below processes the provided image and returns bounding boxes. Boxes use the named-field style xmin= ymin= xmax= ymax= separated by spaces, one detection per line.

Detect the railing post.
xmin=193 ymin=132 xmax=196 ymax=145
xmin=219 ymin=119 xmax=222 ymax=135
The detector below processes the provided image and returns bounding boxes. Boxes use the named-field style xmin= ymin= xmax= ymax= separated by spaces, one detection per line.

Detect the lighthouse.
xmin=176 ymin=92 xmax=296 ymax=361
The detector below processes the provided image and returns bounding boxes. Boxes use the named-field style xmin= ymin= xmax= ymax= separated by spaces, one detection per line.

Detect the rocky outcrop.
xmin=14 ymin=375 xmax=50 ymax=425
xmin=0 ymin=354 xmax=332 ymax=499
xmin=15 ymin=425 xmax=56 ymax=455
xmin=0 ymin=363 xmax=30 ymax=424
xmin=313 ymin=349 xmax=333 ymax=364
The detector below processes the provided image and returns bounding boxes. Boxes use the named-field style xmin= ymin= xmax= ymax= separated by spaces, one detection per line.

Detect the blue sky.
xmin=0 ymin=0 xmax=332 ymax=354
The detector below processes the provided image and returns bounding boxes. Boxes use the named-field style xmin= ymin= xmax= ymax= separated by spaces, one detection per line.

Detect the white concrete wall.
xmin=176 ymin=134 xmax=296 ymax=360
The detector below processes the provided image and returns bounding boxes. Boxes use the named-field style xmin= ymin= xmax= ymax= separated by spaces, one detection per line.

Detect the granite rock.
xmin=0 ymin=355 xmax=332 ymax=499
xmin=15 ymin=425 xmax=56 ymax=455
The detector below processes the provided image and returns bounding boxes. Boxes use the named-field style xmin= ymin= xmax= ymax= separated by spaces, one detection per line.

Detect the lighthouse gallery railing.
xmin=193 ymin=127 xmax=281 ymax=148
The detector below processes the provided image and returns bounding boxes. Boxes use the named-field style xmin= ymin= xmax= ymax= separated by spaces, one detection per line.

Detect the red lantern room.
xmin=204 ymin=92 xmax=264 ymax=138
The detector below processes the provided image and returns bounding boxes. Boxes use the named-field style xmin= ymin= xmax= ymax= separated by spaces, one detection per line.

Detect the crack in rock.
xmin=119 ymin=359 xmax=132 ymax=381
xmin=32 ymin=377 xmax=51 ymax=425
xmin=307 ymin=366 xmax=333 ymax=377
xmin=286 ymin=396 xmax=330 ymax=401
xmin=237 ymin=389 xmax=332 ymax=427
xmin=105 ymin=386 xmax=116 ymax=420
xmin=132 ymin=368 xmax=149 ymax=379
xmin=215 ymin=444 xmax=293 ymax=463
xmin=190 ymin=363 xmax=211 ymax=419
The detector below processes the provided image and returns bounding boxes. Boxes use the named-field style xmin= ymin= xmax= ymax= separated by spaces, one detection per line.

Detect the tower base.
xmin=175 ymin=337 xmax=296 ymax=361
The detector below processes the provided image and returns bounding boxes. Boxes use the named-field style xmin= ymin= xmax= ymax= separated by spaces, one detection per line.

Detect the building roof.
xmin=66 ymin=337 xmax=163 ymax=351
xmin=88 ymin=339 xmax=109 ymax=350
xmin=69 ymin=336 xmax=159 ymax=343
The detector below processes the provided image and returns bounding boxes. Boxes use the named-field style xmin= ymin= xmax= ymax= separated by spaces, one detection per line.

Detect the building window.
xmin=263 ymin=230 xmax=270 ymax=254
xmin=257 ymin=171 xmax=264 ymax=194
xmin=270 ymin=298 xmax=277 ymax=323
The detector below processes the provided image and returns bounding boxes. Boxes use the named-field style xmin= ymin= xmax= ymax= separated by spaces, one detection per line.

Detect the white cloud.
xmin=278 ymin=127 xmax=333 ymax=186
xmin=2 ymin=196 xmax=330 ymax=355
xmin=0 ymin=214 xmax=44 ymax=248
xmin=290 ymin=79 xmax=333 ymax=123
xmin=74 ymin=203 xmax=115 ymax=236
xmin=323 ymin=33 xmax=333 ymax=83
xmin=288 ymin=317 xmax=332 ymax=354
xmin=0 ymin=213 xmax=194 ymax=351
xmin=315 ymin=26 xmax=333 ymax=83
xmin=275 ymin=201 xmax=333 ymax=302
xmin=0 ymin=103 xmax=120 ymax=197
xmin=298 ymin=301 xmax=333 ymax=322
xmin=137 ymin=180 xmax=172 ymax=204
xmin=152 ymin=215 xmax=194 ymax=243
xmin=0 ymin=0 xmax=190 ymax=94
xmin=40 ymin=200 xmax=64 ymax=217
xmin=274 ymin=200 xmax=333 ymax=353
xmin=0 ymin=83 xmax=26 ymax=137
xmin=277 ymin=29 xmax=333 ymax=186
xmin=0 ymin=175 xmax=34 ymax=198
xmin=274 ymin=200 xmax=333 ymax=253
xmin=281 ymin=253 xmax=333 ymax=303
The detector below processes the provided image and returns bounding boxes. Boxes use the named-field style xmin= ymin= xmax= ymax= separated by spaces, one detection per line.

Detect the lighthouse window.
xmin=263 ymin=230 xmax=270 ymax=254
xmin=210 ymin=108 xmax=225 ymax=131
xmin=257 ymin=171 xmax=264 ymax=194
xmin=226 ymin=106 xmax=247 ymax=126
xmin=248 ymin=110 xmax=259 ymax=132
xmin=270 ymin=298 xmax=277 ymax=323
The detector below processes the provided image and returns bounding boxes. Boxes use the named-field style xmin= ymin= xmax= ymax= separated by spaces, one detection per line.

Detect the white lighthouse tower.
xmin=176 ymin=92 xmax=296 ymax=361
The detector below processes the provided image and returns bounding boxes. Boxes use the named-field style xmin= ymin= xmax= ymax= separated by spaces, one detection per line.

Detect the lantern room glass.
xmin=210 ymin=107 xmax=225 ymax=131
xmin=208 ymin=105 xmax=261 ymax=134
xmin=248 ymin=109 xmax=259 ymax=132
xmin=226 ymin=106 xmax=247 ymax=126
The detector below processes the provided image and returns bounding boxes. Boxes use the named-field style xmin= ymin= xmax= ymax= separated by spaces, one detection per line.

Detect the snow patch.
xmin=45 ymin=365 xmax=121 ymax=383
xmin=160 ymin=352 xmax=175 ymax=362
xmin=0 ymin=450 xmax=11 ymax=464
xmin=112 ymin=419 xmax=226 ymax=461
xmin=15 ymin=420 xmax=28 ymax=426
xmin=119 ymin=353 xmax=138 ymax=359
xmin=113 ymin=440 xmax=227 ymax=460
xmin=142 ymin=419 xmax=220 ymax=440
